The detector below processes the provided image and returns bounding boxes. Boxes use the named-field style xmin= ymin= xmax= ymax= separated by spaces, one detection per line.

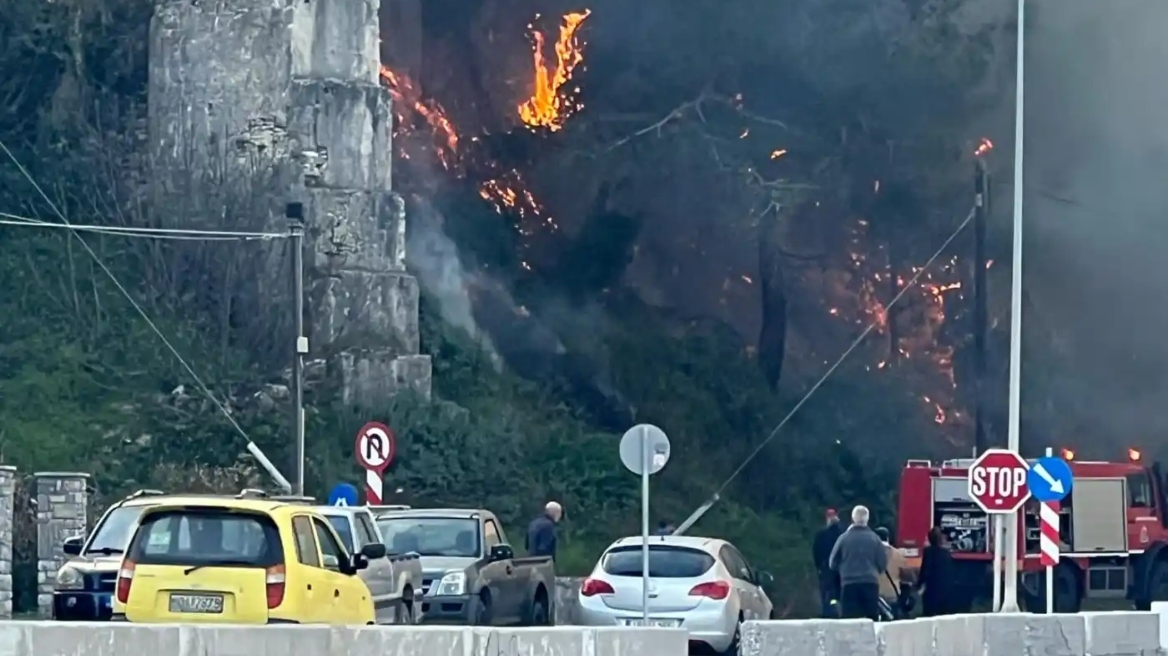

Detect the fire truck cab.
xmin=896 ymin=450 xmax=1168 ymax=612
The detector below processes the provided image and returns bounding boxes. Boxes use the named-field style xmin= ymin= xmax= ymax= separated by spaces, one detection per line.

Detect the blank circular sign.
xmin=619 ymin=424 xmax=671 ymax=475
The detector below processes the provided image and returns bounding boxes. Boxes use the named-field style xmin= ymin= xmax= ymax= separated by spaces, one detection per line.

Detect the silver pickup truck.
xmin=314 ymin=505 xmax=423 ymax=624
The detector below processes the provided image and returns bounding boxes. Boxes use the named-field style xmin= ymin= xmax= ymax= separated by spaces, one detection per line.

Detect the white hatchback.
xmin=576 ymin=535 xmax=774 ymax=654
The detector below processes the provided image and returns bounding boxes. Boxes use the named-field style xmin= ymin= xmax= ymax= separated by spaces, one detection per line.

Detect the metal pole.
xmin=1044 ymin=446 xmax=1054 ymax=613
xmin=991 ymin=515 xmax=1003 ymax=611
xmin=640 ymin=426 xmax=651 ymax=623
xmin=1001 ymin=0 xmax=1026 ymax=613
xmin=973 ymin=162 xmax=989 ymax=455
xmin=286 ymin=204 xmax=307 ymax=496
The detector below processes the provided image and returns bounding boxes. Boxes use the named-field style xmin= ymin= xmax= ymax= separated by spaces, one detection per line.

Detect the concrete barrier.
xmin=742 ymin=612 xmax=1162 ymax=656
xmin=0 ymin=622 xmax=689 ymax=656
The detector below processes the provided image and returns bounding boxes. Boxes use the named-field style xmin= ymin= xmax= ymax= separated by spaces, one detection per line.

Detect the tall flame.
xmin=517 ymin=10 xmax=591 ymax=131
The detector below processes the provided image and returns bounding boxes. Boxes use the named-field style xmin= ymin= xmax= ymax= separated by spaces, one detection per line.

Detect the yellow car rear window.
xmin=129 ymin=508 xmax=283 ymax=568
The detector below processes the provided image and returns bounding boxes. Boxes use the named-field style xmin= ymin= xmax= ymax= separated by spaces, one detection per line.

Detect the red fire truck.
xmin=895 ymin=449 xmax=1168 ymax=612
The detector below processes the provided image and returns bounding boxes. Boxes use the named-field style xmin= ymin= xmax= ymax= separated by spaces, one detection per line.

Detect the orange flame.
xmin=517 ymin=10 xmax=591 ymax=131
xmin=974 ymin=137 xmax=994 ymax=157
xmin=380 ymin=66 xmax=460 ymax=168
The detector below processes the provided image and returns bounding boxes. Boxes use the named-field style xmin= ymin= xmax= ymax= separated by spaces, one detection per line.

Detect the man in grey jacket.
xmin=828 ymin=505 xmax=887 ymax=620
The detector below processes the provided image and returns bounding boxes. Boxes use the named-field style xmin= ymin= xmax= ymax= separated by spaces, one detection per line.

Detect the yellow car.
xmin=111 ymin=496 xmax=384 ymax=624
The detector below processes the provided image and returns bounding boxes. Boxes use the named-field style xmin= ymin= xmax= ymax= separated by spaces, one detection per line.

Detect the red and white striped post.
xmin=355 ymin=422 xmax=395 ymax=506
xmin=1039 ymin=499 xmax=1060 ymax=612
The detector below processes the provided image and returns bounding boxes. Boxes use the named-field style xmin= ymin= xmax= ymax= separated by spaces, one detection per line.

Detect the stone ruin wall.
xmin=147 ymin=0 xmax=431 ymax=405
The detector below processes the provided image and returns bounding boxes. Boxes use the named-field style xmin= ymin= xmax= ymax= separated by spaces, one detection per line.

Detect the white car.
xmin=576 ymin=535 xmax=774 ymax=654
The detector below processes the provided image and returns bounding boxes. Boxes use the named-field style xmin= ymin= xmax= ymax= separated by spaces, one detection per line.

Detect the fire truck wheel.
xmin=1140 ymin=558 xmax=1168 ymax=609
xmin=1022 ymin=564 xmax=1081 ymax=613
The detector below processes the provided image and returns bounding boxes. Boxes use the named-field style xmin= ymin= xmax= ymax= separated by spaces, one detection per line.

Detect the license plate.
xmin=619 ymin=618 xmax=680 ymax=627
xmin=168 ymin=593 xmax=224 ymax=614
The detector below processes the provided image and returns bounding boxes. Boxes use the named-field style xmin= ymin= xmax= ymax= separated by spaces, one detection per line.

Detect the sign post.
xmin=619 ymin=424 xmax=671 ymax=624
xmin=1028 ymin=447 xmax=1073 ymax=613
xmin=355 ymin=422 xmax=395 ymax=505
xmin=967 ymin=448 xmax=1030 ymax=612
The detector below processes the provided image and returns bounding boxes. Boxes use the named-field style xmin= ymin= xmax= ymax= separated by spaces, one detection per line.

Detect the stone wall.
xmin=147 ymin=0 xmax=431 ymax=407
xmin=34 ymin=473 xmax=88 ymax=618
xmin=0 ymin=466 xmax=14 ymax=619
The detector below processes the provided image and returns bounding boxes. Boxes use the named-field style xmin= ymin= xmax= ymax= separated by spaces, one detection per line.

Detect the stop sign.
xmin=967 ymin=448 xmax=1031 ymax=514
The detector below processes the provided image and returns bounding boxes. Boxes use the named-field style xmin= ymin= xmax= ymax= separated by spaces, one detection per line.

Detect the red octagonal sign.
xmin=967 ymin=448 xmax=1031 ymax=514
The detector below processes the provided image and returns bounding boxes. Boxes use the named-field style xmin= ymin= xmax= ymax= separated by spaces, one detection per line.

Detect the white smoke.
xmin=405 ymin=199 xmax=501 ymax=366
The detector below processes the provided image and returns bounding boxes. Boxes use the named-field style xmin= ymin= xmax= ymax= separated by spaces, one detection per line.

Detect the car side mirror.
xmin=62 ymin=536 xmax=84 ymax=557
xmin=360 ymin=543 xmax=387 ymax=560
xmin=756 ymin=571 xmax=774 ymax=586
xmin=489 ymin=543 xmax=514 ymax=562
xmin=350 ymin=554 xmax=369 ymax=573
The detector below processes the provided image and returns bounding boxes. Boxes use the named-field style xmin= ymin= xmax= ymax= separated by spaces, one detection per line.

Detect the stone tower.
xmin=147 ymin=0 xmax=431 ymax=404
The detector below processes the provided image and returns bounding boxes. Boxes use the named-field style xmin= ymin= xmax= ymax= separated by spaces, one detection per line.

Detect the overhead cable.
xmin=0 ymin=212 xmax=289 ymax=241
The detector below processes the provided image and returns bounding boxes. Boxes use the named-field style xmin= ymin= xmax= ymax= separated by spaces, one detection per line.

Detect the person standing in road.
xmin=812 ymin=508 xmax=844 ymax=617
xmin=828 ymin=505 xmax=887 ymax=620
xmin=918 ymin=526 xmax=954 ymax=617
xmin=526 ymin=501 xmax=562 ymax=560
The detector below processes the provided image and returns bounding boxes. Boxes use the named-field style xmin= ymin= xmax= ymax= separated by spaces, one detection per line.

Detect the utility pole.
xmin=286 ymin=203 xmax=307 ymax=496
xmin=973 ymin=161 xmax=989 ymax=454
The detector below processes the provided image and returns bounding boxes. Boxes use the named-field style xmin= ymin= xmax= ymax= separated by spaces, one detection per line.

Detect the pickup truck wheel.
xmin=473 ymin=593 xmax=493 ymax=626
xmin=527 ymin=594 xmax=550 ymax=626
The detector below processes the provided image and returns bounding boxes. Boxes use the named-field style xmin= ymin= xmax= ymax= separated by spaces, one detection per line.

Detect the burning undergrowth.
xmin=381 ymin=4 xmax=988 ymax=448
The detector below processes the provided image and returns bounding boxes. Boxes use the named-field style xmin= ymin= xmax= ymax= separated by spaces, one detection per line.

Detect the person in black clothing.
xmin=812 ymin=508 xmax=844 ymax=617
xmin=526 ymin=501 xmax=562 ymax=560
xmin=918 ymin=526 xmax=954 ymax=617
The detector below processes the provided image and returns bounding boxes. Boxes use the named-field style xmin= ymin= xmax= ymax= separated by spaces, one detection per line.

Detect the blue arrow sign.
xmin=327 ymin=482 xmax=359 ymax=506
xmin=1027 ymin=456 xmax=1073 ymax=502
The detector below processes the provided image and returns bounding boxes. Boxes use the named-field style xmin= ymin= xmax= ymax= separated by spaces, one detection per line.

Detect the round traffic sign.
xmin=967 ymin=448 xmax=1030 ymax=514
xmin=355 ymin=421 xmax=395 ymax=472
xmin=619 ymin=424 xmax=671 ymax=475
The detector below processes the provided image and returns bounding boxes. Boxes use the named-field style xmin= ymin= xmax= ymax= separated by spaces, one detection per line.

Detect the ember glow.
xmin=379 ymin=66 xmax=461 ymax=169
xmin=517 ymin=10 xmax=591 ymax=131
xmin=974 ymin=137 xmax=994 ymax=157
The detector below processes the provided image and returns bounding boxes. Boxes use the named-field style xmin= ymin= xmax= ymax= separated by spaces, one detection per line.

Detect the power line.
xmin=0 ymin=138 xmax=291 ymax=491
xmin=0 ymin=212 xmax=290 ymax=240
xmin=713 ymin=204 xmax=979 ymax=497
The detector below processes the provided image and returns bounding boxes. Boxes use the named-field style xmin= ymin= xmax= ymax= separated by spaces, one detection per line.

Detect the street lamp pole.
xmin=1001 ymin=0 xmax=1026 ymax=613
xmin=286 ymin=203 xmax=307 ymax=496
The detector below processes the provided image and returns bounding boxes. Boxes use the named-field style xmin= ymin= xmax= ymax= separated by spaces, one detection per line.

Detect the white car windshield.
xmin=85 ymin=506 xmax=147 ymax=555
xmin=377 ymin=517 xmax=480 ymax=557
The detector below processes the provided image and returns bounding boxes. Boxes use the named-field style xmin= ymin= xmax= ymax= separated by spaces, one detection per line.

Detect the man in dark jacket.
xmin=828 ymin=505 xmax=888 ymax=620
xmin=812 ymin=508 xmax=844 ymax=617
xmin=526 ymin=501 xmax=562 ymax=560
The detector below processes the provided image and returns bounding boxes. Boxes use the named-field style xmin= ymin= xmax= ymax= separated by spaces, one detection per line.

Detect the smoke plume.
xmin=1021 ymin=0 xmax=1168 ymax=453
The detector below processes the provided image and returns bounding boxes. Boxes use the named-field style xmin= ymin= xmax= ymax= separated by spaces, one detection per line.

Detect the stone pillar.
xmin=34 ymin=472 xmax=88 ymax=618
xmin=148 ymin=0 xmax=432 ymax=407
xmin=0 ymin=466 xmax=15 ymax=619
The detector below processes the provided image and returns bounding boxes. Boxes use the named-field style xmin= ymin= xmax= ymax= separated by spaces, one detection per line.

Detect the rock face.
xmin=147 ymin=0 xmax=430 ymax=405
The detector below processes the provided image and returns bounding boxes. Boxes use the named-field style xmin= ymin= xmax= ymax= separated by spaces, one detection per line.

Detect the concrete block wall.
xmin=0 ymin=623 xmax=689 ymax=656
xmin=34 ymin=473 xmax=88 ymax=618
xmin=741 ymin=612 xmax=1163 ymax=656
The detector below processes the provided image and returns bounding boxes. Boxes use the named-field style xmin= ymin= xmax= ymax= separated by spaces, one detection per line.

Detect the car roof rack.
xmin=126 ymin=489 xmax=166 ymax=500
xmin=236 ymin=488 xmax=269 ymax=499
xmin=270 ymin=495 xmax=315 ymax=504
xmin=368 ymin=504 xmax=411 ymax=511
